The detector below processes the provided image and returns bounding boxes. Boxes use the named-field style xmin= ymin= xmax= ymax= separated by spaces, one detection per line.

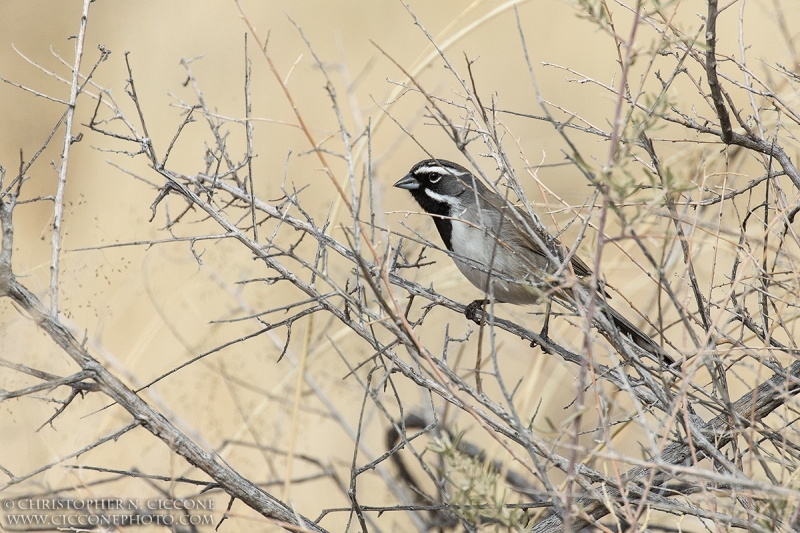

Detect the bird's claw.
xmin=531 ymin=303 xmax=551 ymax=347
xmin=464 ymin=299 xmax=489 ymax=324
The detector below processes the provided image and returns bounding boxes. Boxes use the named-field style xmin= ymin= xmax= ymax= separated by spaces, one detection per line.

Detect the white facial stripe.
xmin=424 ymin=188 xmax=461 ymax=208
xmin=421 ymin=165 xmax=468 ymax=177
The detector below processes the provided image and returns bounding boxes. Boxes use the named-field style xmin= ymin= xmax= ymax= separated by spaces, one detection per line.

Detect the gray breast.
xmin=447 ymin=206 xmax=545 ymax=305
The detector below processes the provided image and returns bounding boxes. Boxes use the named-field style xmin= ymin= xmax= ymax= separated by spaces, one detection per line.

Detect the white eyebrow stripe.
xmin=424 ymin=188 xmax=461 ymax=207
xmin=421 ymin=165 xmax=468 ymax=176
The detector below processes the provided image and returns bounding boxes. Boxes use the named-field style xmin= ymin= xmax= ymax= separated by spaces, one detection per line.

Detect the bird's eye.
xmin=428 ymin=174 xmax=441 ymax=183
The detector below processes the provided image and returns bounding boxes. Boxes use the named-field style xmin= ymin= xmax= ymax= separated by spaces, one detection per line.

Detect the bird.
xmin=394 ymin=158 xmax=674 ymax=367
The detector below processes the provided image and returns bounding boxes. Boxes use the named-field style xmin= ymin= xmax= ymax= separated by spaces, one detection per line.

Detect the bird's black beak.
xmin=394 ymin=174 xmax=419 ymax=191
xmin=393 ymin=174 xmax=420 ymax=190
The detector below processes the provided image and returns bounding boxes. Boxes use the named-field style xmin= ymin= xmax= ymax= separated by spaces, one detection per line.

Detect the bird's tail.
xmin=601 ymin=303 xmax=675 ymax=367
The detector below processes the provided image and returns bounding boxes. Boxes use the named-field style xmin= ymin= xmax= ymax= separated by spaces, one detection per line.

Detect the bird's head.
xmin=393 ymin=159 xmax=476 ymax=215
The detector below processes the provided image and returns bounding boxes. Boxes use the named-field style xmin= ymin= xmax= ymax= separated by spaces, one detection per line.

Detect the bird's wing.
xmin=462 ymin=177 xmax=593 ymax=278
xmin=484 ymin=197 xmax=593 ymax=278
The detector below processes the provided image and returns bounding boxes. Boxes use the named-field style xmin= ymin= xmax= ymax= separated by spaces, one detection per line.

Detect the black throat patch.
xmin=409 ymin=188 xmax=454 ymax=251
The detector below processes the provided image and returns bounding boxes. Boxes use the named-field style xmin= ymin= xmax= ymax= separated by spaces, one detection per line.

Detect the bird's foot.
xmin=531 ymin=302 xmax=552 ymax=348
xmin=531 ymin=328 xmax=550 ymax=348
xmin=464 ymin=299 xmax=490 ymax=324
xmin=540 ymin=304 xmax=551 ymax=338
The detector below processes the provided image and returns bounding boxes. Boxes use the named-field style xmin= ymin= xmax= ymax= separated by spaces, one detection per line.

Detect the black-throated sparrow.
xmin=394 ymin=158 xmax=673 ymax=366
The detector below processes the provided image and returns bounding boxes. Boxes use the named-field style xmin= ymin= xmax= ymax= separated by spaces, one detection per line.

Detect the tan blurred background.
xmin=0 ymin=0 xmax=797 ymax=531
